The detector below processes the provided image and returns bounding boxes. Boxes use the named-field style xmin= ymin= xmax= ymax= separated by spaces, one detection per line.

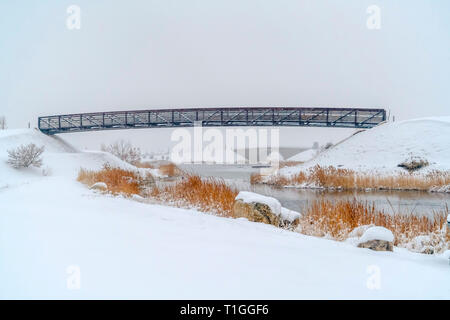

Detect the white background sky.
xmin=1 ymin=0 xmax=449 ymax=151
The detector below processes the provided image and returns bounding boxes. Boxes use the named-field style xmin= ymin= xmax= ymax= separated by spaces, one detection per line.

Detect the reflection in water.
xmin=180 ymin=164 xmax=450 ymax=217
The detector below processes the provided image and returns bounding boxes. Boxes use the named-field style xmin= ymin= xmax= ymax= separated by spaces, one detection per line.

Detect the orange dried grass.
xmin=251 ymin=165 xmax=450 ymax=191
xmin=77 ymin=164 xmax=142 ymax=195
xmin=159 ymin=162 xmax=182 ymax=177
xmin=298 ymin=198 xmax=448 ymax=246
xmin=149 ymin=175 xmax=238 ymax=216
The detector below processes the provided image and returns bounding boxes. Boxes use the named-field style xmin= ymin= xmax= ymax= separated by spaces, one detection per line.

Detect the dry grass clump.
xmin=279 ymin=161 xmax=303 ymax=168
xmin=250 ymin=173 xmax=264 ymax=184
xmin=251 ymin=165 xmax=450 ymax=192
xmin=134 ymin=161 xmax=155 ymax=169
xmin=159 ymin=162 xmax=182 ymax=177
xmin=297 ymin=198 xmax=448 ymax=250
xmin=398 ymin=157 xmax=429 ymax=172
xmin=77 ymin=164 xmax=145 ymax=196
xmin=149 ymin=175 xmax=238 ymax=216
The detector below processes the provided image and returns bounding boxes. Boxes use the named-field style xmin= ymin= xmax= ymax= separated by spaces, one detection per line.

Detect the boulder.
xmin=357 ymin=240 xmax=393 ymax=252
xmin=279 ymin=207 xmax=300 ymax=229
xmin=357 ymin=226 xmax=394 ymax=252
xmin=233 ymin=191 xmax=301 ymax=229
xmin=233 ymin=199 xmax=280 ymax=227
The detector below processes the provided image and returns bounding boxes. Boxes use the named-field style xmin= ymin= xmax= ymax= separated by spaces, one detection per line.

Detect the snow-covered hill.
xmin=281 ymin=117 xmax=450 ymax=175
xmin=0 ymin=129 xmax=449 ymax=299
xmin=0 ymin=129 xmax=143 ymax=188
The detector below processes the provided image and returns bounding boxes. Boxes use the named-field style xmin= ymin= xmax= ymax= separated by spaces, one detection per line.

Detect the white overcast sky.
xmin=0 ymin=0 xmax=449 ymax=150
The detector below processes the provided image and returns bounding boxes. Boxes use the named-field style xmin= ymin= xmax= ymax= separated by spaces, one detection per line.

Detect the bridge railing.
xmin=38 ymin=107 xmax=386 ymax=134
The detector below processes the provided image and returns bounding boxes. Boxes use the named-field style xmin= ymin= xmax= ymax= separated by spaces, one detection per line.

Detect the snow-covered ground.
xmin=1 ymin=129 xmax=449 ymax=299
xmin=281 ymin=117 xmax=450 ymax=176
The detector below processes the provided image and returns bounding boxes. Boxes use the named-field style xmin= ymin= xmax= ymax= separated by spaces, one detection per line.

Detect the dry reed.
xmin=298 ymin=198 xmax=448 ymax=250
xmin=251 ymin=165 xmax=450 ymax=192
xmin=149 ymin=175 xmax=238 ymax=216
xmin=77 ymin=164 xmax=143 ymax=196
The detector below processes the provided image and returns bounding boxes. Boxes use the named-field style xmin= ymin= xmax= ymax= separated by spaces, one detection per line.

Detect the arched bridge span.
xmin=38 ymin=107 xmax=386 ymax=135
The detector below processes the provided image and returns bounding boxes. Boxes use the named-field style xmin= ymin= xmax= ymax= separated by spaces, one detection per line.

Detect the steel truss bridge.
xmin=38 ymin=107 xmax=386 ymax=135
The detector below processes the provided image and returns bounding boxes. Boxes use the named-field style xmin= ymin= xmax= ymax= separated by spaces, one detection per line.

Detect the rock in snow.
xmin=357 ymin=226 xmax=394 ymax=252
xmin=234 ymin=191 xmax=300 ymax=228
xmin=235 ymin=191 xmax=282 ymax=215
xmin=233 ymin=199 xmax=281 ymax=226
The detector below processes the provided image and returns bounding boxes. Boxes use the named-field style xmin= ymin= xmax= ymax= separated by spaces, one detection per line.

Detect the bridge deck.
xmin=38 ymin=107 xmax=386 ymax=135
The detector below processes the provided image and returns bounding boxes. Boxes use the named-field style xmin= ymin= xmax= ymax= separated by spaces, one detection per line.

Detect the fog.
xmin=1 ymin=0 xmax=449 ymax=151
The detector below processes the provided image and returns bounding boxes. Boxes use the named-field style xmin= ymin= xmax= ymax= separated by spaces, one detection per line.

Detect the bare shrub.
xmin=101 ymin=140 xmax=141 ymax=165
xmin=7 ymin=143 xmax=44 ymax=168
xmin=0 ymin=116 xmax=6 ymax=130
xmin=398 ymin=156 xmax=429 ymax=172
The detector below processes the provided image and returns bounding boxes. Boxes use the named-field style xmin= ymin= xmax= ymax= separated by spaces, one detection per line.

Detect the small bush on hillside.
xmin=398 ymin=156 xmax=429 ymax=172
xmin=0 ymin=116 xmax=6 ymax=130
xmin=101 ymin=140 xmax=141 ymax=165
xmin=7 ymin=143 xmax=44 ymax=168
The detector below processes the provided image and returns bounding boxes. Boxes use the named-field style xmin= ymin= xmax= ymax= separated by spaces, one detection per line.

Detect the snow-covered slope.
xmin=287 ymin=149 xmax=317 ymax=162
xmin=281 ymin=117 xmax=450 ymax=175
xmin=1 ymin=129 xmax=449 ymax=299
xmin=0 ymin=129 xmax=140 ymax=188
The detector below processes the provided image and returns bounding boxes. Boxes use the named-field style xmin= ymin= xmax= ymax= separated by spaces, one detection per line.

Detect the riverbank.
xmin=251 ymin=165 xmax=450 ymax=193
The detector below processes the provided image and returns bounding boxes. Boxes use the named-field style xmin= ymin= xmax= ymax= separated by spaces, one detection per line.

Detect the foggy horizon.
xmin=1 ymin=0 xmax=449 ymax=150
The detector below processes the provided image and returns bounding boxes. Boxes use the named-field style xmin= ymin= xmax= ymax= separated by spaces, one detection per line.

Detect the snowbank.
xmin=1 ymin=174 xmax=449 ymax=299
xmin=281 ymin=117 xmax=450 ymax=175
